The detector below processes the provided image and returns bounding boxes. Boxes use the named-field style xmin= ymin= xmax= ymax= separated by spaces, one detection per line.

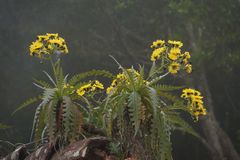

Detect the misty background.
xmin=0 ymin=0 xmax=240 ymax=159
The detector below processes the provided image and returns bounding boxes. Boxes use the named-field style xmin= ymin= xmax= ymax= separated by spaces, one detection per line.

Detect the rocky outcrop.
xmin=1 ymin=137 xmax=118 ymax=160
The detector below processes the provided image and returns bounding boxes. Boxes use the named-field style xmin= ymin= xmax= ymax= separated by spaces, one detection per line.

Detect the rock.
xmin=51 ymin=137 xmax=110 ymax=160
xmin=2 ymin=137 xmax=113 ymax=160
xmin=1 ymin=145 xmax=28 ymax=160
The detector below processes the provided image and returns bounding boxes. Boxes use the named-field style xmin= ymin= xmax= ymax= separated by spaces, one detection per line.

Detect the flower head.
xmin=185 ymin=64 xmax=192 ymax=73
xmin=76 ymin=83 xmax=92 ymax=96
xmin=168 ymin=40 xmax=183 ymax=48
xmin=77 ymin=80 xmax=104 ymax=96
xmin=151 ymin=47 xmax=166 ymax=61
xmin=168 ymin=62 xmax=180 ymax=74
xmin=150 ymin=40 xmax=165 ymax=48
xmin=29 ymin=41 xmax=44 ymax=56
xmin=168 ymin=47 xmax=181 ymax=61
xmin=181 ymin=88 xmax=206 ymax=121
xmin=92 ymin=80 xmax=104 ymax=91
xmin=29 ymin=33 xmax=68 ymax=59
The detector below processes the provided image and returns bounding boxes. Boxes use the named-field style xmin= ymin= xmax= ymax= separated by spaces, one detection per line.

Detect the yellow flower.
xmin=168 ymin=40 xmax=183 ymax=48
xmin=168 ymin=62 xmax=180 ymax=74
xmin=168 ymin=47 xmax=181 ymax=61
xmin=182 ymin=58 xmax=188 ymax=65
xmin=92 ymin=80 xmax=104 ymax=91
xmin=116 ymin=73 xmax=126 ymax=80
xmin=48 ymin=39 xmax=64 ymax=47
xmin=181 ymin=88 xmax=206 ymax=121
xmin=106 ymin=86 xmax=115 ymax=94
xmin=184 ymin=51 xmax=191 ymax=59
xmin=64 ymin=83 xmax=74 ymax=89
xmin=29 ymin=41 xmax=43 ymax=56
xmin=181 ymin=88 xmax=196 ymax=98
xmin=63 ymin=44 xmax=69 ymax=53
xmin=76 ymin=83 xmax=92 ymax=96
xmin=191 ymin=95 xmax=204 ymax=104
xmin=29 ymin=33 xmax=69 ymax=58
xmin=151 ymin=47 xmax=166 ymax=61
xmin=37 ymin=35 xmax=49 ymax=42
xmin=185 ymin=64 xmax=192 ymax=73
xmin=46 ymin=33 xmax=58 ymax=38
xmin=150 ymin=40 xmax=165 ymax=48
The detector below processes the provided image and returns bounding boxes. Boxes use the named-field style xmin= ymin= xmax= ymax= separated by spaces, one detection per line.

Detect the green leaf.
xmin=33 ymin=79 xmax=52 ymax=88
xmin=151 ymin=111 xmax=172 ymax=160
xmin=154 ymin=84 xmax=184 ymax=92
xmin=157 ymin=91 xmax=179 ymax=102
xmin=166 ymin=113 xmax=199 ymax=137
xmin=34 ymin=105 xmax=48 ymax=143
xmin=69 ymin=70 xmax=113 ymax=85
xmin=128 ymin=91 xmax=142 ymax=136
xmin=148 ymin=61 xmax=157 ymax=78
xmin=46 ymin=99 xmax=58 ymax=143
xmin=41 ymin=88 xmax=57 ymax=106
xmin=43 ymin=71 xmax=57 ymax=87
xmin=13 ymin=96 xmax=40 ymax=115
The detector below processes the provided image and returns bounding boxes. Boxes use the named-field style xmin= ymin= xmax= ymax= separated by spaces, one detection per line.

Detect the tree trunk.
xmin=196 ymin=70 xmax=240 ymax=160
xmin=185 ymin=20 xmax=240 ymax=160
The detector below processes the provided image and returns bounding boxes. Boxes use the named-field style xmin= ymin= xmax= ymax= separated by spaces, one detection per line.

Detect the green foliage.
xmin=15 ymin=32 xmax=206 ymax=159
xmin=102 ymin=64 xmax=198 ymax=160
xmin=13 ymin=96 xmax=41 ymax=115
xmin=68 ymin=69 xmax=113 ymax=85
xmin=33 ymin=79 xmax=53 ymax=88
xmin=153 ymin=84 xmax=184 ymax=92
xmin=16 ymin=58 xmax=110 ymax=146
xmin=128 ymin=91 xmax=142 ymax=136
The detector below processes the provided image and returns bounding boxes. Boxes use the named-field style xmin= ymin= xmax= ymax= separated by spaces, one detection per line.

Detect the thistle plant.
xmin=14 ymin=35 xmax=207 ymax=160
xmin=15 ymin=33 xmax=112 ymax=146
xmin=101 ymin=39 xmax=207 ymax=159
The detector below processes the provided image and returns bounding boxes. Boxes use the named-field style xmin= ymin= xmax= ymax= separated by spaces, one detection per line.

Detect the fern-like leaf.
xmin=157 ymin=91 xmax=179 ymax=102
xmin=13 ymin=96 xmax=40 ymax=115
xmin=151 ymin=111 xmax=172 ymax=160
xmin=46 ymin=99 xmax=58 ymax=143
xmin=128 ymin=91 xmax=142 ymax=136
xmin=30 ymin=103 xmax=44 ymax=142
xmin=41 ymin=88 xmax=56 ymax=107
xmin=166 ymin=113 xmax=199 ymax=137
xmin=68 ymin=70 xmax=113 ymax=85
xmin=34 ymin=105 xmax=48 ymax=143
xmin=153 ymin=84 xmax=184 ymax=92
xmin=33 ymin=79 xmax=52 ymax=88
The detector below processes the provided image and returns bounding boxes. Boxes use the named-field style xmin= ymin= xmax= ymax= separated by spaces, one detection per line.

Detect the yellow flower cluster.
xmin=29 ymin=33 xmax=68 ymax=58
xmin=150 ymin=40 xmax=166 ymax=61
xmin=150 ymin=39 xmax=192 ymax=74
xmin=106 ymin=69 xmax=140 ymax=94
xmin=181 ymin=88 xmax=207 ymax=121
xmin=76 ymin=80 xmax=104 ymax=96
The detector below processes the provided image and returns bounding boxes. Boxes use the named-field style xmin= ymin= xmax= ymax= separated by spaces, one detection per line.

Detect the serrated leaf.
xmin=157 ymin=91 xmax=179 ymax=102
xmin=166 ymin=113 xmax=199 ymax=137
xmin=13 ymin=96 xmax=40 ymax=115
xmin=33 ymin=79 xmax=52 ymax=88
xmin=34 ymin=105 xmax=48 ymax=143
xmin=154 ymin=84 xmax=184 ymax=91
xmin=128 ymin=91 xmax=142 ymax=136
xmin=69 ymin=70 xmax=113 ymax=85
